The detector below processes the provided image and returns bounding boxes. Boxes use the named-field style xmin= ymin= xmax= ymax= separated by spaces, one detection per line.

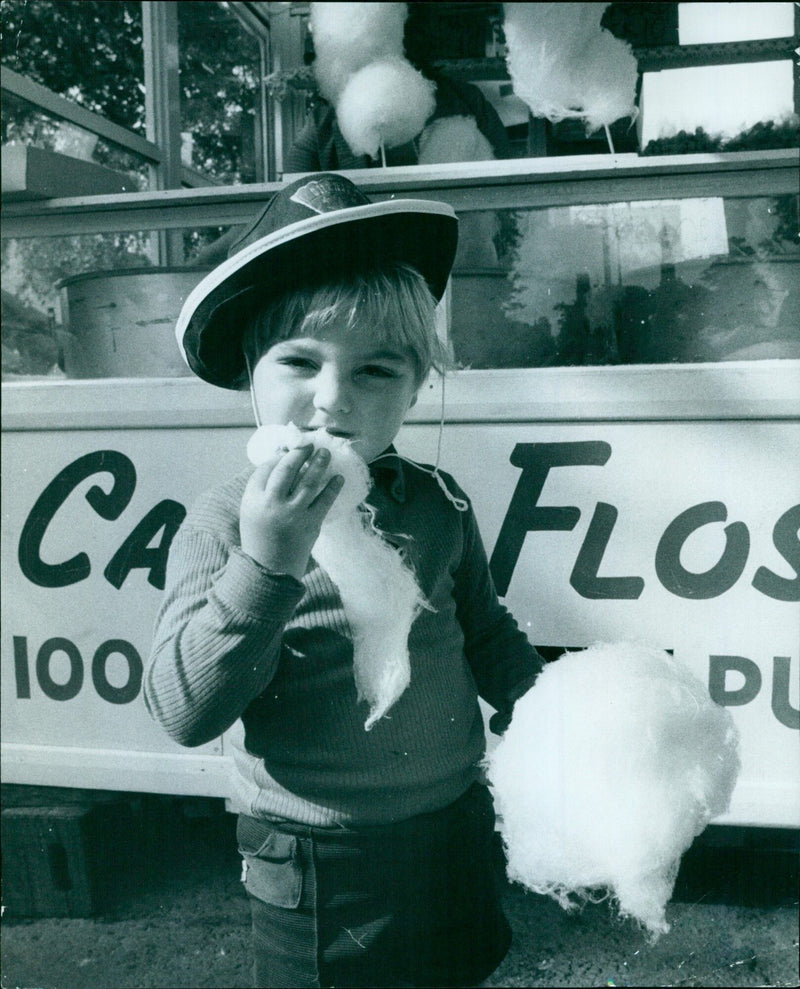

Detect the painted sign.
xmin=402 ymin=421 xmax=799 ymax=827
xmin=2 ymin=416 xmax=798 ymax=824
xmin=0 ymin=426 xmax=251 ymax=797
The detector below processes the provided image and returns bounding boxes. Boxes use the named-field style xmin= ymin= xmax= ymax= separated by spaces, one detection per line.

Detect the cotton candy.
xmin=310 ymin=2 xmax=408 ymax=103
xmin=579 ymin=28 xmax=640 ymax=135
xmin=417 ymin=115 xmax=496 ymax=164
xmin=247 ymin=423 xmax=427 ymax=730
xmin=503 ymin=2 xmax=637 ymax=134
xmin=309 ymin=2 xmax=436 ymax=162
xmin=247 ymin=422 xmax=369 ymax=517
xmin=504 ymin=2 xmax=593 ymax=121
xmin=486 ymin=642 xmax=740 ymax=937
xmin=336 ymin=57 xmax=436 ymax=158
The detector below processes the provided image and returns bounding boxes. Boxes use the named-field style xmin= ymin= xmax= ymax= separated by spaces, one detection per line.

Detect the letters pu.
xmin=709 ymin=654 xmax=799 ymax=730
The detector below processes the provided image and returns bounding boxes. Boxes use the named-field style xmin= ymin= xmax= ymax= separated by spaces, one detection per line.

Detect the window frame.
xmin=1 ymin=2 xmax=274 ymax=197
xmin=2 ymin=150 xmax=798 ymax=425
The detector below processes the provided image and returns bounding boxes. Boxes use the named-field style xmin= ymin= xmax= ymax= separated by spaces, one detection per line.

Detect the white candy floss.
xmin=309 ymin=1 xmax=408 ymax=104
xmin=503 ymin=2 xmax=638 ymax=135
xmin=336 ymin=57 xmax=436 ymax=159
xmin=247 ymin=424 xmax=427 ymax=730
xmin=486 ymin=642 xmax=740 ymax=938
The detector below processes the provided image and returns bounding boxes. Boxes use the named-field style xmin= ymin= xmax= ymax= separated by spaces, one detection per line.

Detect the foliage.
xmin=264 ymin=66 xmax=316 ymax=102
xmin=1 ymin=0 xmax=263 ymax=184
xmin=1 ymin=0 xmax=145 ymax=132
xmin=4 ymin=233 xmax=152 ymax=310
xmin=1 ymin=0 xmax=262 ymax=376
xmin=642 ymin=117 xmax=800 ymax=156
xmin=177 ymin=1 xmax=261 ymax=184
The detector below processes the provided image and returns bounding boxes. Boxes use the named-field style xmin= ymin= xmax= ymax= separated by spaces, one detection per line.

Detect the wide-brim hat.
xmin=176 ymin=173 xmax=459 ymax=389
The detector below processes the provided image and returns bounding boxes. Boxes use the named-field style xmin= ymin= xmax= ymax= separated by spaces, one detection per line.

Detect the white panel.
xmin=640 ymin=61 xmax=794 ymax=146
xmin=679 ymin=3 xmax=795 ymax=44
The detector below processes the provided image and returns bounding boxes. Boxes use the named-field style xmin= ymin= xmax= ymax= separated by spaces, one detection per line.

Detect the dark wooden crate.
xmin=1 ymin=799 xmax=132 ymax=917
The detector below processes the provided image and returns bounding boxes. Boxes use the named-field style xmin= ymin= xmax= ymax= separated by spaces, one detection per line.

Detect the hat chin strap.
xmin=245 ymin=351 xmax=262 ymax=428
xmin=420 ymin=373 xmax=469 ymax=511
xmin=371 ymin=372 xmax=468 ymax=513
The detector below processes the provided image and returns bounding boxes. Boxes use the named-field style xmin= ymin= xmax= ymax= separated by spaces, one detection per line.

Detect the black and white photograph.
xmin=1 ymin=2 xmax=798 ymax=987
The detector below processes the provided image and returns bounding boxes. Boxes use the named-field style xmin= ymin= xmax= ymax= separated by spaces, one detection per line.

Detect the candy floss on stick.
xmin=503 ymin=2 xmax=637 ymax=151
xmin=486 ymin=642 xmax=740 ymax=938
xmin=336 ymin=57 xmax=436 ymax=162
xmin=247 ymin=423 xmax=428 ymax=731
xmin=503 ymin=2 xmax=593 ymax=121
xmin=579 ymin=27 xmax=640 ymax=139
xmin=417 ymin=116 xmax=496 ymax=165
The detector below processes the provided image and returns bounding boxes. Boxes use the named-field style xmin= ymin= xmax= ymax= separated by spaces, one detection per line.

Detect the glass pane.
xmin=639 ymin=61 xmax=795 ymax=150
xmin=450 ymin=194 xmax=800 ymax=367
xmin=1 ymin=0 xmax=145 ymax=134
xmin=1 ymin=226 xmax=235 ymax=379
xmin=1 ymin=91 xmax=151 ymax=191
xmin=678 ymin=2 xmax=795 ymax=43
xmin=178 ymin=1 xmax=262 ymax=184
xmin=183 ymin=226 xmax=234 ymax=265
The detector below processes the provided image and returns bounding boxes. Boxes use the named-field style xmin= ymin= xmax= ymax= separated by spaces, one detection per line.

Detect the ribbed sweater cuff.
xmin=213 ymin=547 xmax=305 ymax=621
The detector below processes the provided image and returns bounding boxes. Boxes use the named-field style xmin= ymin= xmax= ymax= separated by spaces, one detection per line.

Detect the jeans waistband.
xmin=238 ymin=781 xmax=489 ymax=846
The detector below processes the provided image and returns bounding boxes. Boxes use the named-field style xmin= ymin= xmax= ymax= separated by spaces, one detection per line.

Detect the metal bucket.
xmin=57 ymin=268 xmax=211 ymax=378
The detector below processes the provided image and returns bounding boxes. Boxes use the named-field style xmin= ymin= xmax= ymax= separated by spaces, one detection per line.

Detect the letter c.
xmin=18 ymin=451 xmax=136 ymax=588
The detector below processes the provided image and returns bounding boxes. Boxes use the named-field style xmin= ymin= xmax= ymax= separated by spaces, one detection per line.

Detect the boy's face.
xmin=251 ymin=315 xmax=420 ymax=464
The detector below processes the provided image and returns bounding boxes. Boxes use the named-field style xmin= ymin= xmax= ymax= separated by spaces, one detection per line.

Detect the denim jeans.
xmin=237 ymin=783 xmax=511 ymax=988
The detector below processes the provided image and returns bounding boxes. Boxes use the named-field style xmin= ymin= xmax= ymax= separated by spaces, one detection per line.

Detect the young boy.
xmin=145 ymin=173 xmax=543 ymax=988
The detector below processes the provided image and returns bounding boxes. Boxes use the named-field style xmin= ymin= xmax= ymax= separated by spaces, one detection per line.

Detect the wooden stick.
xmin=604 ymin=124 xmax=615 ymax=155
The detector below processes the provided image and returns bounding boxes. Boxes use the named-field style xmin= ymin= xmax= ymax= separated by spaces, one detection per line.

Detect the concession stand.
xmin=2 ymin=1 xmax=799 ymax=836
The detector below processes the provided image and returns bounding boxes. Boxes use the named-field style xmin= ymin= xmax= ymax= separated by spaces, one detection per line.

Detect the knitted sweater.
xmin=144 ymin=453 xmax=541 ymax=826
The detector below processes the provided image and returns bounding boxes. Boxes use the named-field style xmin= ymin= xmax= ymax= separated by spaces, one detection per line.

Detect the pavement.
xmin=1 ymin=794 xmax=798 ymax=989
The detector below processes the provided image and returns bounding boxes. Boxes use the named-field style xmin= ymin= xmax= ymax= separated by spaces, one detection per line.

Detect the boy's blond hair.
xmin=243 ymin=262 xmax=450 ymax=388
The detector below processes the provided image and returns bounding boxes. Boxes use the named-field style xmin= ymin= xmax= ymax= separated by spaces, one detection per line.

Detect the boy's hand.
xmin=240 ymin=444 xmax=344 ymax=579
